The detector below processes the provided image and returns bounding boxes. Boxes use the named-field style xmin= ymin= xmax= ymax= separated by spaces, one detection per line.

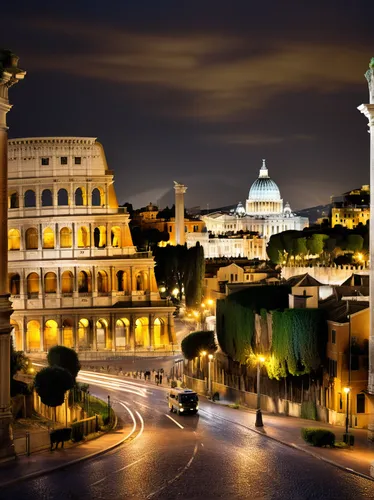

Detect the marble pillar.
xmin=358 ymin=57 xmax=374 ymax=443
xmin=173 ymin=182 xmax=187 ymax=246
xmin=0 ymin=50 xmax=25 ymax=461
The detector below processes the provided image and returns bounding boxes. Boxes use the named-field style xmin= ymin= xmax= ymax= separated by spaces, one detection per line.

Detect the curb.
xmin=0 ymin=409 xmax=133 ymax=490
xmin=203 ymin=401 xmax=374 ymax=483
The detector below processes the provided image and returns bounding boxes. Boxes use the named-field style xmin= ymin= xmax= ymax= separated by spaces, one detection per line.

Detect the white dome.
xmin=248 ymin=159 xmax=281 ymax=201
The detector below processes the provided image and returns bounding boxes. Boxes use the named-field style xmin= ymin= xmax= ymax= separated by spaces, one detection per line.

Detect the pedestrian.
xmin=159 ymin=372 xmax=163 ymax=385
xmin=155 ymin=373 xmax=159 ymax=385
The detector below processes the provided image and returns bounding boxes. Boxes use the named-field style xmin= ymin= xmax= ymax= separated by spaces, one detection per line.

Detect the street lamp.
xmin=343 ymin=387 xmax=350 ymax=435
xmin=255 ymin=355 xmax=266 ymax=427
xmin=208 ymin=353 xmax=213 ymax=397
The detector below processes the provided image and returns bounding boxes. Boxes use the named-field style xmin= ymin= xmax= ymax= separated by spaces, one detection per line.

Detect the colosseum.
xmin=7 ymin=137 xmax=176 ymax=355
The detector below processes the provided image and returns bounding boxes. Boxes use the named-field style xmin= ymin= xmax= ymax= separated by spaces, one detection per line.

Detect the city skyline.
xmin=2 ymin=1 xmax=373 ymax=210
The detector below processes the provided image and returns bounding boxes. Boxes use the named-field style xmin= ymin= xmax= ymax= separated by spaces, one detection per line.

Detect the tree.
xmin=306 ymin=234 xmax=326 ymax=256
xmin=345 ymin=234 xmax=364 ymax=252
xmin=35 ymin=366 xmax=74 ymax=408
xmin=184 ymin=242 xmax=205 ymax=308
xmin=181 ymin=330 xmax=217 ymax=360
xmin=154 ymin=244 xmax=188 ymax=299
xmin=47 ymin=345 xmax=81 ymax=381
xmin=266 ymin=233 xmax=284 ymax=264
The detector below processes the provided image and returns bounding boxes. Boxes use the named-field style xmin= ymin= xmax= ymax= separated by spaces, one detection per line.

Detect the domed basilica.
xmin=197 ymin=160 xmax=308 ymax=259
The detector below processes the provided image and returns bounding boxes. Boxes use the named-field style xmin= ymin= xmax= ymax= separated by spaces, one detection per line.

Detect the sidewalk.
xmin=211 ymin=398 xmax=374 ymax=480
xmin=0 ymin=415 xmax=130 ymax=489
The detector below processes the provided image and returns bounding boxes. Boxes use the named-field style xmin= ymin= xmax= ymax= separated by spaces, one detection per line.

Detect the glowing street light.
xmin=255 ymin=355 xmax=266 ymax=427
xmin=208 ymin=353 xmax=214 ymax=397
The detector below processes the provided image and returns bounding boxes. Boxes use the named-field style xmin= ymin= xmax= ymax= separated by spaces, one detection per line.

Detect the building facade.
xmin=7 ymin=137 xmax=176 ymax=353
xmin=202 ymin=160 xmax=309 ymax=239
xmin=331 ymin=185 xmax=370 ymax=229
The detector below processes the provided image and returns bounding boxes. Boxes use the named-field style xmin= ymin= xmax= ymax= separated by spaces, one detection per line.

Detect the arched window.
xmin=78 ymin=271 xmax=91 ymax=293
xmin=9 ymin=192 xmax=19 ymax=209
xmin=44 ymin=272 xmax=57 ymax=293
xmin=43 ymin=227 xmax=55 ymax=249
xmin=111 ymin=226 xmax=121 ymax=247
xmin=78 ymin=226 xmax=89 ymax=247
xmin=25 ymin=228 xmax=38 ymax=250
xmin=78 ymin=318 xmax=90 ymax=347
xmin=27 ymin=272 xmax=39 ymax=295
xmin=96 ymin=318 xmax=109 ymax=349
xmin=58 ymin=189 xmax=69 ymax=206
xmin=8 ymin=229 xmax=20 ymax=250
xmin=41 ymin=189 xmax=53 ymax=207
xmin=97 ymin=271 xmax=108 ymax=293
xmin=24 ymin=190 xmax=36 ymax=208
xmin=116 ymin=271 xmax=128 ymax=292
xmin=9 ymin=273 xmax=20 ymax=295
xmin=91 ymin=188 xmax=102 ymax=206
xmin=61 ymin=271 xmax=74 ymax=294
xmin=60 ymin=227 xmax=72 ymax=248
xmin=135 ymin=317 xmax=149 ymax=347
xmin=115 ymin=318 xmax=130 ymax=348
xmin=44 ymin=320 xmax=58 ymax=350
xmin=62 ymin=318 xmax=74 ymax=348
xmin=94 ymin=226 xmax=106 ymax=248
xmin=27 ymin=320 xmax=41 ymax=351
xmin=75 ymin=187 xmax=85 ymax=206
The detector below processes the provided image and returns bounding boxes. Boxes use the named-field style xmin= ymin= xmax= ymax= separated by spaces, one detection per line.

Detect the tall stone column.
xmin=173 ymin=182 xmax=187 ymax=245
xmin=0 ymin=50 xmax=25 ymax=461
xmin=358 ymin=57 xmax=374 ymax=443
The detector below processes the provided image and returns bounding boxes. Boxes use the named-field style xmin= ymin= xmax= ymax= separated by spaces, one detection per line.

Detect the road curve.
xmin=2 ymin=373 xmax=373 ymax=499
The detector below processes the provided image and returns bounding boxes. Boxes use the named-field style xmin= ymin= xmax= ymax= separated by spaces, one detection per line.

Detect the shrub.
xmin=301 ymin=401 xmax=317 ymax=420
xmin=170 ymin=380 xmax=177 ymax=389
xmin=301 ymin=427 xmax=335 ymax=447
xmin=35 ymin=366 xmax=74 ymax=407
xmin=181 ymin=330 xmax=216 ymax=360
xmin=71 ymin=423 xmax=84 ymax=442
xmin=212 ymin=392 xmax=220 ymax=402
xmin=47 ymin=346 xmax=81 ymax=380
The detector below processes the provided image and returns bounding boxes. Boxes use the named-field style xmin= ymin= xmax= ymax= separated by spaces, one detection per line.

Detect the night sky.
xmin=2 ymin=1 xmax=374 ymax=211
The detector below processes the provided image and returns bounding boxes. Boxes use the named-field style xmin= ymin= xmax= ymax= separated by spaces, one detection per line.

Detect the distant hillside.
xmin=295 ymin=204 xmax=331 ymax=224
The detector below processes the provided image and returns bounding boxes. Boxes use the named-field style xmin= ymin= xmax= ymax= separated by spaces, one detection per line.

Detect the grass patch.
xmin=334 ymin=441 xmax=349 ymax=449
xmin=228 ymin=403 xmax=240 ymax=409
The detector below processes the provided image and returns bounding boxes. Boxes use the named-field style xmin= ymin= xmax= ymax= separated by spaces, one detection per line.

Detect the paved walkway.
xmin=211 ymin=398 xmax=374 ymax=480
xmin=0 ymin=416 xmax=130 ymax=488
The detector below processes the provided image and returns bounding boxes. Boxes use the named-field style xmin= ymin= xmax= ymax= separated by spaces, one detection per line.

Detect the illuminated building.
xmin=7 ymin=137 xmax=176 ymax=353
xmin=202 ymin=160 xmax=308 ymax=239
xmin=331 ymin=185 xmax=370 ymax=229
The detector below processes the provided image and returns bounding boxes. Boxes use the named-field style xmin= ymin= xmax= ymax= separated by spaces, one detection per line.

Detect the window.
xmin=169 ymin=226 xmax=172 ymax=232
xmin=328 ymin=358 xmax=337 ymax=378
xmin=331 ymin=329 xmax=336 ymax=344
xmin=351 ymin=355 xmax=359 ymax=371
xmin=74 ymin=157 xmax=81 ymax=165
xmin=60 ymin=157 xmax=68 ymax=165
xmin=41 ymin=158 xmax=49 ymax=166
xmin=357 ymin=393 xmax=365 ymax=414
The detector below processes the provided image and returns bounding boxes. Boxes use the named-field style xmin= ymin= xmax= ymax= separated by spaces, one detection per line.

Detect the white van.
xmin=168 ymin=388 xmax=199 ymax=415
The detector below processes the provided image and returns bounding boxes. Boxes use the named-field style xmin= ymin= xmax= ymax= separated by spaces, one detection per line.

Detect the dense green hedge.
xmin=267 ymin=309 xmax=327 ymax=379
xmin=226 ymin=285 xmax=290 ymax=312
xmin=216 ymin=299 xmax=254 ymax=363
xmin=181 ymin=330 xmax=216 ymax=360
xmin=301 ymin=428 xmax=335 ymax=447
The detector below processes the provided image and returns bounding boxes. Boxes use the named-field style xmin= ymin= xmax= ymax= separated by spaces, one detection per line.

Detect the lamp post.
xmin=343 ymin=386 xmax=350 ymax=436
xmin=208 ymin=353 xmax=213 ymax=397
xmin=200 ymin=350 xmax=206 ymax=387
xmin=255 ymin=355 xmax=266 ymax=427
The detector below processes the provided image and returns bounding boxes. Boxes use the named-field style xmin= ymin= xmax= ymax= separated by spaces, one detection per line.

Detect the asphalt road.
xmin=2 ymin=374 xmax=373 ymax=500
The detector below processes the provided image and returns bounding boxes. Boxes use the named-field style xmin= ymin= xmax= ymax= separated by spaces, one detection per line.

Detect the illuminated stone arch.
xmin=96 ymin=318 xmax=109 ymax=349
xmin=44 ymin=272 xmax=57 ymax=293
xmin=78 ymin=226 xmax=90 ymax=247
xmin=116 ymin=270 xmax=129 ymax=292
xmin=8 ymin=229 xmax=20 ymax=250
xmin=92 ymin=187 xmax=104 ymax=206
xmin=78 ymin=270 xmax=91 ymax=293
xmin=58 ymin=188 xmax=69 ymax=206
xmin=9 ymin=191 xmax=19 ymax=209
xmin=41 ymin=189 xmax=53 ymax=207
xmin=60 ymin=227 xmax=72 ymax=248
xmin=115 ymin=318 xmax=130 ymax=349
xmin=27 ymin=320 xmax=41 ymax=351
xmin=9 ymin=273 xmax=20 ymax=295
xmin=62 ymin=318 xmax=74 ymax=348
xmin=25 ymin=227 xmax=38 ymax=250
xmin=75 ymin=187 xmax=87 ymax=206
xmin=10 ymin=320 xmax=22 ymax=351
xmin=97 ymin=270 xmax=109 ymax=293
xmin=111 ymin=226 xmax=121 ymax=247
xmin=27 ymin=272 xmax=39 ymax=295
xmin=24 ymin=189 xmax=36 ymax=208
xmin=43 ymin=227 xmax=55 ymax=249
xmin=135 ymin=271 xmax=148 ymax=291
xmin=78 ymin=318 xmax=90 ymax=348
xmin=61 ymin=271 xmax=74 ymax=294
xmin=94 ymin=226 xmax=106 ymax=248
xmin=154 ymin=317 xmax=167 ymax=346
xmin=44 ymin=319 xmax=58 ymax=350
xmin=135 ymin=317 xmax=149 ymax=347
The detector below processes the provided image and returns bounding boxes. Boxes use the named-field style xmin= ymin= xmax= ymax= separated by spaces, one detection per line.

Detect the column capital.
xmin=358 ymin=103 xmax=374 ymax=124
